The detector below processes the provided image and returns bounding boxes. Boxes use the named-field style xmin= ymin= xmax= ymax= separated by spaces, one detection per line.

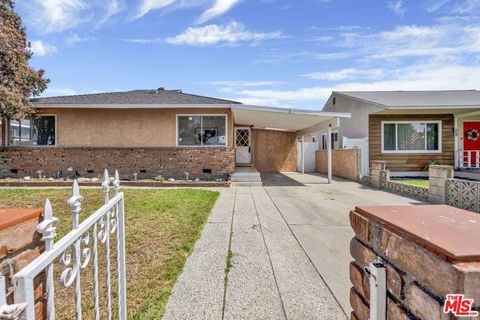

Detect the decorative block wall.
xmin=349 ymin=205 xmax=480 ymax=320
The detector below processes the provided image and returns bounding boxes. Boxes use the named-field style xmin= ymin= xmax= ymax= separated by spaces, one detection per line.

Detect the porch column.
xmin=301 ymin=135 xmax=305 ymax=174
xmin=327 ymin=125 xmax=332 ymax=184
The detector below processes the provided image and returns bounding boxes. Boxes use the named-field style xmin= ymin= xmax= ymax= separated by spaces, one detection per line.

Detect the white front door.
xmin=235 ymin=128 xmax=252 ymax=164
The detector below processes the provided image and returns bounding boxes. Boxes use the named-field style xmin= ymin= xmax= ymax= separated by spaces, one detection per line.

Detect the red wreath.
xmin=466 ymin=128 xmax=480 ymax=141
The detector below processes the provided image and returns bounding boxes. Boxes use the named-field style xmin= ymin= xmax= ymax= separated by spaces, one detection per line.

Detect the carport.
xmin=231 ymin=105 xmax=351 ymax=183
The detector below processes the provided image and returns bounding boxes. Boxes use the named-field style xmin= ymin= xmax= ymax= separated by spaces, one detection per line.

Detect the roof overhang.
xmin=32 ymin=103 xmax=237 ymax=109
xmin=231 ymin=105 xmax=350 ymax=132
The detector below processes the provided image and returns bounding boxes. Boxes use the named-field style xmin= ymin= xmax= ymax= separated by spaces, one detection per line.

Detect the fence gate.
xmin=0 ymin=169 xmax=127 ymax=320
xmin=343 ymin=137 xmax=369 ymax=175
xmin=297 ymin=141 xmax=317 ymax=172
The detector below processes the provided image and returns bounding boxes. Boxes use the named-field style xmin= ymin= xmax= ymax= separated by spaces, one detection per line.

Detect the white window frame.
xmin=320 ymin=130 xmax=338 ymax=150
xmin=381 ymin=120 xmax=442 ymax=154
xmin=176 ymin=114 xmax=228 ymax=147
xmin=7 ymin=114 xmax=57 ymax=147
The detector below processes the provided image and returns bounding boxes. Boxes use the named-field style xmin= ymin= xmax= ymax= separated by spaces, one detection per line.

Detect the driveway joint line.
xmin=264 ymin=188 xmax=348 ymax=319
xmin=221 ymin=187 xmax=237 ymax=320
xmin=250 ymin=187 xmax=288 ymax=320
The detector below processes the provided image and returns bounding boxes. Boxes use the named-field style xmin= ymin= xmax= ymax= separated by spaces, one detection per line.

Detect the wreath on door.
xmin=466 ymin=128 xmax=480 ymax=141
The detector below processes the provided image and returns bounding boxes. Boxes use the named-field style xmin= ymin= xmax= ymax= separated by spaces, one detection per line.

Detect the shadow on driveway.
xmin=261 ymin=172 xmax=305 ymax=187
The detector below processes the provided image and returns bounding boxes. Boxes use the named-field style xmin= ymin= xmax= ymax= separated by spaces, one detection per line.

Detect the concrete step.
xmin=231 ymin=173 xmax=261 ymax=179
xmin=231 ymin=176 xmax=262 ymax=182
xmin=231 ymin=181 xmax=263 ymax=187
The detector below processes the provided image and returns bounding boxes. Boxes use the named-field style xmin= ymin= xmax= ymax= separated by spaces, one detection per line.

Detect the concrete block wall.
xmin=0 ymin=209 xmax=45 ymax=319
xmin=429 ymin=165 xmax=454 ymax=204
xmin=349 ymin=205 xmax=480 ymax=320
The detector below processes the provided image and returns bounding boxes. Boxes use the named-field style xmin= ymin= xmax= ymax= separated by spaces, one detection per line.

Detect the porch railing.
xmin=0 ymin=169 xmax=127 ymax=320
xmin=457 ymin=150 xmax=480 ymax=169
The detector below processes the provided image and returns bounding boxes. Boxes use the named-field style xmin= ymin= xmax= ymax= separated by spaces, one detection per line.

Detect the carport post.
xmin=327 ymin=125 xmax=332 ymax=184
xmin=301 ymin=135 xmax=305 ymax=174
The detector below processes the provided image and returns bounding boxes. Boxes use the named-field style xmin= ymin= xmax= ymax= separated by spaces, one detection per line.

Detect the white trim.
xmin=175 ymin=114 xmax=228 ymax=147
xmin=6 ymin=114 xmax=57 ymax=147
xmin=233 ymin=104 xmax=351 ymax=118
xmin=381 ymin=120 xmax=442 ymax=154
xmin=33 ymin=103 xmax=236 ymax=109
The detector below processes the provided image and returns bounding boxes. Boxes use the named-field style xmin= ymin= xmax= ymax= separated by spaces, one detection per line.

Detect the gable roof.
xmin=31 ymin=89 xmax=242 ymax=106
xmin=334 ymin=90 xmax=480 ymax=108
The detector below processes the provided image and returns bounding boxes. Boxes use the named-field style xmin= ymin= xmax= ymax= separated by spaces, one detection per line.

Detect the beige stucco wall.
xmin=39 ymin=108 xmax=234 ymax=147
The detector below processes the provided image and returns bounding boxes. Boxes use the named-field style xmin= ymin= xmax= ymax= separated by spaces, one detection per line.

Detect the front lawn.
xmin=0 ymin=188 xmax=219 ymax=319
xmin=392 ymin=179 xmax=429 ymax=188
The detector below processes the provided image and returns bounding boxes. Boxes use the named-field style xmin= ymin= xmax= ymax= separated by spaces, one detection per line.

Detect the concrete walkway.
xmin=163 ymin=173 xmax=424 ymax=319
xmin=163 ymin=186 xmax=345 ymax=320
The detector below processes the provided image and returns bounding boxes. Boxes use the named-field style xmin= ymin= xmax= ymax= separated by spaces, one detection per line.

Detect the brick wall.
xmin=316 ymin=149 xmax=360 ymax=181
xmin=0 ymin=147 xmax=236 ymax=179
xmin=0 ymin=209 xmax=45 ymax=319
xmin=349 ymin=205 xmax=480 ymax=320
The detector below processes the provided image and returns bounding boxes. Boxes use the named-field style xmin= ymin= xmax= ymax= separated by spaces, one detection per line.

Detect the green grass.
xmin=0 ymin=188 xmax=219 ymax=319
xmin=393 ymin=179 xmax=429 ymax=187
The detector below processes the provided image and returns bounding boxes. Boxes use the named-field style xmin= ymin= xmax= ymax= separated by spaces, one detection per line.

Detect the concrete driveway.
xmin=262 ymin=172 xmax=424 ymax=314
xmin=164 ymin=172 xmax=424 ymax=320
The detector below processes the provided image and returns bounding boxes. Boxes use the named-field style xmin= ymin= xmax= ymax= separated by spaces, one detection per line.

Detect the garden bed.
xmin=0 ymin=179 xmax=230 ymax=188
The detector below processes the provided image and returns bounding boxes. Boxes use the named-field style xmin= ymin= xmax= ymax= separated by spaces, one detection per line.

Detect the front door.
xmin=463 ymin=121 xmax=480 ymax=167
xmin=235 ymin=127 xmax=252 ymax=164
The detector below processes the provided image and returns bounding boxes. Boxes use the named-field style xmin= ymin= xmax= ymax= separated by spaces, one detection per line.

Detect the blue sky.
xmin=16 ymin=0 xmax=480 ymax=109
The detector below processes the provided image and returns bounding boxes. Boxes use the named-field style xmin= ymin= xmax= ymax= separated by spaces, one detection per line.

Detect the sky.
xmin=14 ymin=0 xmax=480 ymax=109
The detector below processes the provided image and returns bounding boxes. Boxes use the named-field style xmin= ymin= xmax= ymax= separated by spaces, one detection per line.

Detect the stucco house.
xmin=0 ymin=88 xmax=348 ymax=182
xmin=318 ymin=90 xmax=480 ymax=178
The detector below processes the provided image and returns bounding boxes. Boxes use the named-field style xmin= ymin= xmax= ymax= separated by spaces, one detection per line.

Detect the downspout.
xmin=327 ymin=125 xmax=332 ymax=184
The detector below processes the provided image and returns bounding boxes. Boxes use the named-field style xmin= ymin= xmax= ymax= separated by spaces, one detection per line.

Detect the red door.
xmin=463 ymin=121 xmax=480 ymax=167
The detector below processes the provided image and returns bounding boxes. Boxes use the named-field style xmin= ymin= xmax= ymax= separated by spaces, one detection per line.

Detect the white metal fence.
xmin=0 ymin=169 xmax=127 ymax=320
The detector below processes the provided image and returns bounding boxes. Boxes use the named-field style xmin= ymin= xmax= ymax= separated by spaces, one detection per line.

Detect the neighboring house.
xmin=321 ymin=90 xmax=480 ymax=177
xmin=0 ymin=88 xmax=347 ymax=179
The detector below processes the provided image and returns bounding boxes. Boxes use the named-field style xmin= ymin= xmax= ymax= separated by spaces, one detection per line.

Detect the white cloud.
xmin=231 ymin=62 xmax=480 ymax=108
xmin=66 ymin=34 xmax=96 ymax=45
xmin=42 ymin=88 xmax=78 ymax=97
xmin=134 ymin=0 xmax=177 ymax=19
xmin=388 ymin=0 xmax=406 ymax=16
xmin=26 ymin=0 xmax=89 ymax=33
xmin=97 ymin=0 xmax=123 ymax=26
xmin=165 ymin=22 xmax=283 ymax=46
xmin=451 ymin=0 xmax=480 ymax=13
xmin=121 ymin=38 xmax=164 ymax=44
xmin=202 ymin=80 xmax=285 ymax=87
xmin=197 ymin=0 xmax=242 ymax=24
xmin=30 ymin=41 xmax=58 ymax=57
xmin=302 ymin=68 xmax=384 ymax=81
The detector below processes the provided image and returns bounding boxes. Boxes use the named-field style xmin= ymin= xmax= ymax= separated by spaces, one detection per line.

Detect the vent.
xmin=10 ymin=169 xmax=18 ymax=174
xmin=203 ymin=168 xmax=212 ymax=174
xmin=140 ymin=169 xmax=147 ymax=173
xmin=87 ymin=170 xmax=94 ymax=174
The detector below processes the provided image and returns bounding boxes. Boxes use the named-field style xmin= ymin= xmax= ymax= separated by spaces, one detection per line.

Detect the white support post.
xmin=327 ymin=126 xmax=332 ymax=184
xmin=301 ymin=135 xmax=305 ymax=174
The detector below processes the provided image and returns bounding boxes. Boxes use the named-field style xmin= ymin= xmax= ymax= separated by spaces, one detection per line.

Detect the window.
xmin=320 ymin=132 xmax=338 ymax=150
xmin=177 ymin=115 xmax=227 ymax=146
xmin=8 ymin=116 xmax=56 ymax=146
xmin=382 ymin=121 xmax=440 ymax=153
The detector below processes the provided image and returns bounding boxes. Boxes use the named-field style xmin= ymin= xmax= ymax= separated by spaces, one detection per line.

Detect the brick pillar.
xmin=429 ymin=165 xmax=454 ymax=204
xmin=349 ymin=205 xmax=480 ymax=320
xmin=370 ymin=161 xmax=386 ymax=189
xmin=0 ymin=209 xmax=45 ymax=319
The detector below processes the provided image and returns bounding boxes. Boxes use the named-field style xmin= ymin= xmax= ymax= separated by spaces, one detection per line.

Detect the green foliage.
xmin=0 ymin=0 xmax=49 ymax=119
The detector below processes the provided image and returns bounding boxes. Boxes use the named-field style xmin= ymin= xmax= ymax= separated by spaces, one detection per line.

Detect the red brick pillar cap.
xmin=354 ymin=205 xmax=480 ymax=262
xmin=0 ymin=208 xmax=43 ymax=231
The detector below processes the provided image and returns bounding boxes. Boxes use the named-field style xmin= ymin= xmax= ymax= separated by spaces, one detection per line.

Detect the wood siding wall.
xmin=369 ymin=114 xmax=454 ymax=172
xmin=252 ymin=129 xmax=297 ymax=172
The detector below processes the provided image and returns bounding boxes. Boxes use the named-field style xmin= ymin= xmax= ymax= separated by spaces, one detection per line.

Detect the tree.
xmin=0 ymin=0 xmax=49 ymax=120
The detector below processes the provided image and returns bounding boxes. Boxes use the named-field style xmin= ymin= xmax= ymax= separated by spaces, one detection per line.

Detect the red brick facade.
xmin=0 ymin=147 xmax=236 ymax=179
